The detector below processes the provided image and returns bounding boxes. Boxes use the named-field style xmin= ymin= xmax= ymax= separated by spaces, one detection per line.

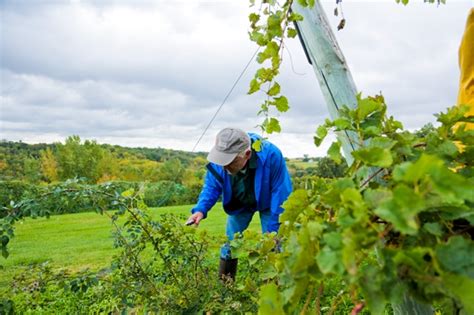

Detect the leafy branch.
xmin=247 ymin=0 xmax=310 ymax=144
xmin=263 ymin=99 xmax=474 ymax=313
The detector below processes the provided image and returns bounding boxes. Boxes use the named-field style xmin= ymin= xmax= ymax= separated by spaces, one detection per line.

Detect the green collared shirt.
xmin=230 ymin=150 xmax=257 ymax=209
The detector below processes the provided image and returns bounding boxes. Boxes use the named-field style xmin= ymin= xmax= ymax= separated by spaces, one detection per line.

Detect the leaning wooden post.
xmin=291 ymin=0 xmax=360 ymax=165
xmin=291 ymin=1 xmax=433 ymax=314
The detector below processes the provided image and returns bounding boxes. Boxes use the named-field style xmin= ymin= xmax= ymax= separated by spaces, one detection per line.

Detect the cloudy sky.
xmin=0 ymin=0 xmax=472 ymax=158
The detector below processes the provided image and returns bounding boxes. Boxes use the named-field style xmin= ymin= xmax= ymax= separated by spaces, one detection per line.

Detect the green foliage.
xmin=1 ymin=188 xmax=259 ymax=313
xmin=0 ymin=141 xmax=46 ymax=183
xmin=22 ymin=157 xmax=42 ymax=184
xmin=0 ymin=178 xmax=201 ymax=225
xmin=0 ymin=179 xmax=139 ymax=261
xmin=265 ymin=99 xmax=473 ymax=314
xmin=157 ymin=158 xmax=185 ymax=183
xmin=4 ymin=97 xmax=471 ymax=313
xmin=314 ymin=156 xmax=348 ymax=178
xmin=0 ymin=138 xmax=207 ymax=185
xmin=107 ymin=210 xmax=259 ymax=313
xmin=259 ymin=283 xmax=284 ymax=314
xmin=2 ymin=263 xmax=120 ymax=314
xmin=327 ymin=141 xmax=343 ymax=164
xmin=143 ymin=180 xmax=199 ymax=207
xmin=0 ymin=181 xmax=36 ymax=209
xmin=263 ymin=117 xmax=282 ymax=134
xmin=55 ymin=136 xmax=106 ymax=183
xmin=396 ymin=0 xmax=446 ymax=5
xmin=247 ymin=0 xmax=309 ymax=135
xmin=288 ymin=156 xmax=348 ymax=190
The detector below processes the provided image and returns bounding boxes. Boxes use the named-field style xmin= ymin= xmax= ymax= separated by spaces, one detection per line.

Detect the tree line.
xmin=0 ymin=135 xmax=352 ymax=213
xmin=0 ymin=136 xmax=207 ymax=185
xmin=1 ymin=135 xmax=349 ymax=186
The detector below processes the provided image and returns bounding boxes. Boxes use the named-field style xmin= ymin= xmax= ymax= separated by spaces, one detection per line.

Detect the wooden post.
xmin=291 ymin=2 xmax=433 ymax=314
xmin=291 ymin=0 xmax=360 ymax=165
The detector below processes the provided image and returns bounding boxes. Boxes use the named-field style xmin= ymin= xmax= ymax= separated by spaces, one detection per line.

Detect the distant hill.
xmin=0 ymin=140 xmax=207 ymax=165
xmin=0 ymin=139 xmax=341 ymax=185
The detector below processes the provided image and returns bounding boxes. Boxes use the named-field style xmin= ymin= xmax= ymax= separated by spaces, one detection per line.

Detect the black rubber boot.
xmin=218 ymin=258 xmax=238 ymax=282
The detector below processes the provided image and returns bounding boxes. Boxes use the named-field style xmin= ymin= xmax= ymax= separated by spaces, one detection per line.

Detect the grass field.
xmin=0 ymin=203 xmax=262 ymax=289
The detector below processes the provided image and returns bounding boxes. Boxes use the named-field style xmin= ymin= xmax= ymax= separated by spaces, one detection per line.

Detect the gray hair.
xmin=237 ymin=144 xmax=251 ymax=158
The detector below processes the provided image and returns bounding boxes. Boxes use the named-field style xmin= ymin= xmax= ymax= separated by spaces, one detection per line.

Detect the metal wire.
xmin=191 ymin=47 xmax=260 ymax=152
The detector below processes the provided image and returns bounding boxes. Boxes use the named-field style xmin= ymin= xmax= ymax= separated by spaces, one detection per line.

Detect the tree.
xmin=96 ymin=149 xmax=119 ymax=183
xmin=40 ymin=147 xmax=59 ymax=183
xmin=415 ymin=123 xmax=436 ymax=138
xmin=23 ymin=157 xmax=41 ymax=184
xmin=313 ymin=156 xmax=347 ymax=178
xmin=56 ymin=136 xmax=107 ymax=183
xmin=158 ymin=158 xmax=185 ymax=184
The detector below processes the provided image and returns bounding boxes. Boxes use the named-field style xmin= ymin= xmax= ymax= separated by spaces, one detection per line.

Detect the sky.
xmin=0 ymin=0 xmax=473 ymax=158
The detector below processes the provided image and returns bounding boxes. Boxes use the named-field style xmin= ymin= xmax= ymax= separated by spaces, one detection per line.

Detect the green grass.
xmin=0 ymin=203 xmax=262 ymax=289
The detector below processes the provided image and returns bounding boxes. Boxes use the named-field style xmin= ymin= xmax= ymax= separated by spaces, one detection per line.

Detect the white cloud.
xmin=1 ymin=0 xmax=472 ymax=158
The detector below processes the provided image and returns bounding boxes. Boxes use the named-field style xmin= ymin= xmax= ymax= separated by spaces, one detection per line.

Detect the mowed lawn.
xmin=0 ymin=203 xmax=262 ymax=289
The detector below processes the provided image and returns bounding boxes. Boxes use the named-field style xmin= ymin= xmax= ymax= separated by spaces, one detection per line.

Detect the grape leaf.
xmin=374 ymin=184 xmax=424 ymax=235
xmin=442 ymin=273 xmax=474 ymax=314
xmin=274 ymin=95 xmax=289 ymax=112
xmin=352 ymin=147 xmax=393 ymax=167
xmin=436 ymin=236 xmax=474 ymax=278
xmin=259 ymin=283 xmax=284 ymax=315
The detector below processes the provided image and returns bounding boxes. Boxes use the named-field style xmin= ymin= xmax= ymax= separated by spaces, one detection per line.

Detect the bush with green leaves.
xmin=246 ymin=98 xmax=473 ymax=314
xmin=0 ymin=181 xmax=37 ymax=209
xmin=2 ymin=100 xmax=472 ymax=314
xmin=0 ymin=179 xmax=200 ymax=263
xmin=143 ymin=180 xmax=191 ymax=207
xmin=0 ymin=179 xmax=139 ymax=260
xmin=244 ymin=0 xmax=472 ymax=311
xmin=2 ymin=263 xmax=120 ymax=314
xmin=0 ymin=179 xmax=200 ymax=218
xmin=1 ymin=188 xmax=261 ymax=313
xmin=107 ymin=210 xmax=260 ymax=313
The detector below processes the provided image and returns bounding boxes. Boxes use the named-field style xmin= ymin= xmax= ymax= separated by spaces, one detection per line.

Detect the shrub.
xmin=1 ymin=213 xmax=259 ymax=314
xmin=0 ymin=181 xmax=36 ymax=209
xmin=1 ymin=263 xmax=120 ymax=314
xmin=143 ymin=181 xmax=202 ymax=207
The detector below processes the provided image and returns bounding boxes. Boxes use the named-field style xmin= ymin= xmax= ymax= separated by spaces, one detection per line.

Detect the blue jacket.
xmin=191 ymin=133 xmax=292 ymax=232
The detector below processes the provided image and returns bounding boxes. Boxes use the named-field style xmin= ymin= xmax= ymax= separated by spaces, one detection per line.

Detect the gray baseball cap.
xmin=207 ymin=128 xmax=250 ymax=166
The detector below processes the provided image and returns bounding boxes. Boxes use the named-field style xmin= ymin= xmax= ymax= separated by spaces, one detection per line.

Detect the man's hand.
xmin=185 ymin=212 xmax=204 ymax=226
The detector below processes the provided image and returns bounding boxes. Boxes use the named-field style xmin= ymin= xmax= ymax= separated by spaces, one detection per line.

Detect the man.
xmin=186 ymin=127 xmax=292 ymax=280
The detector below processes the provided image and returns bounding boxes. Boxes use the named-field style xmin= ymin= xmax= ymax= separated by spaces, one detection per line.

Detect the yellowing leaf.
xmin=252 ymin=139 xmax=262 ymax=152
xmin=248 ymin=78 xmax=261 ymax=94
xmin=121 ymin=189 xmax=134 ymax=198
xmin=314 ymin=125 xmax=328 ymax=146
xmin=265 ymin=118 xmax=281 ymax=134
xmin=274 ymin=96 xmax=289 ymax=112
xmin=287 ymin=28 xmax=297 ymax=38
xmin=249 ymin=13 xmax=260 ymax=25
xmin=267 ymin=82 xmax=280 ymax=96
xmin=258 ymin=283 xmax=284 ymax=315
xmin=327 ymin=141 xmax=342 ymax=164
